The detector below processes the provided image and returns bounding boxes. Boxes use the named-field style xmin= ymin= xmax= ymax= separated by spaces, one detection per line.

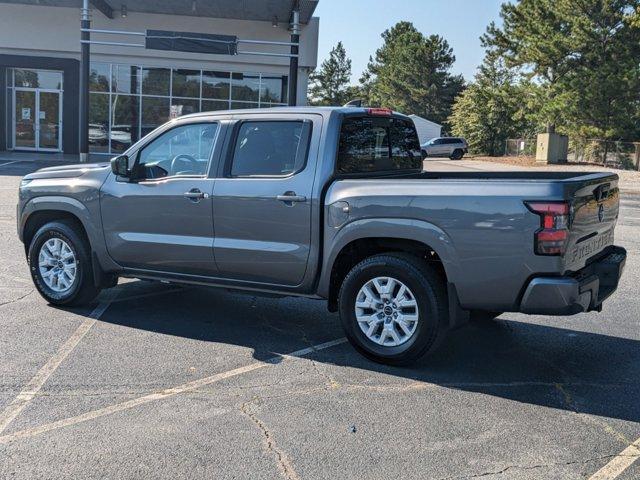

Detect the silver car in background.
xmin=422 ymin=137 xmax=468 ymax=159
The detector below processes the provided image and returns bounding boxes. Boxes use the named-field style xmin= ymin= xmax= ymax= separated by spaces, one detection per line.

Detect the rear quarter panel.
xmin=322 ymin=178 xmax=568 ymax=311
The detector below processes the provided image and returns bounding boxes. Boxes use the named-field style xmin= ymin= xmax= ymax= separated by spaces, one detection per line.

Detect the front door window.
xmin=135 ymin=122 xmax=219 ymax=179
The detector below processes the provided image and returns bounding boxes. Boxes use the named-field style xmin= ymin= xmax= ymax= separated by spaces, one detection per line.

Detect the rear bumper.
xmin=519 ymin=246 xmax=626 ymax=315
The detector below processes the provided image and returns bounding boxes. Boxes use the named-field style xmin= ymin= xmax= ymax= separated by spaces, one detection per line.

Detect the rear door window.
xmin=337 ymin=117 xmax=422 ymax=174
xmin=229 ymin=120 xmax=312 ymax=177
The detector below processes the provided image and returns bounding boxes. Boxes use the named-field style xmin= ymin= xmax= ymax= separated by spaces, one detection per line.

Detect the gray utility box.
xmin=536 ymin=133 xmax=569 ymax=164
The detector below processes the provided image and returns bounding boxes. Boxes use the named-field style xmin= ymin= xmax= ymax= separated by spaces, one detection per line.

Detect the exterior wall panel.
xmin=0 ymin=3 xmax=319 ymax=155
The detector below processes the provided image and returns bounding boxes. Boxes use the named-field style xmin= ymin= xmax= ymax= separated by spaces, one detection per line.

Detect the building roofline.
xmin=0 ymin=0 xmax=320 ymax=24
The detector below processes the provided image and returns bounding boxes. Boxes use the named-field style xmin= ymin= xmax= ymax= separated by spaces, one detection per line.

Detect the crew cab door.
xmin=212 ymin=115 xmax=319 ymax=286
xmin=100 ymin=120 xmax=223 ymax=276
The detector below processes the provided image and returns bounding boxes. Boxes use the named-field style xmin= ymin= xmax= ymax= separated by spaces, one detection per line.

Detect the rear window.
xmin=336 ymin=116 xmax=422 ymax=174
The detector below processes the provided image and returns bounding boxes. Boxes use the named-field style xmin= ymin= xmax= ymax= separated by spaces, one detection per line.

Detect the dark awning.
xmin=145 ymin=30 xmax=238 ymax=55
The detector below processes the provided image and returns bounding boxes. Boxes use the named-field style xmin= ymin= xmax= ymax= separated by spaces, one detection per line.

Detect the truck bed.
xmin=406 ymin=170 xmax=616 ymax=182
xmin=325 ymin=169 xmax=620 ymax=312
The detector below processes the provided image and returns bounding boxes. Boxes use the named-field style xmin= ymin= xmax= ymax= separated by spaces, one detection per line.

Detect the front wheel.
xmin=338 ymin=253 xmax=448 ymax=365
xmin=28 ymin=220 xmax=101 ymax=306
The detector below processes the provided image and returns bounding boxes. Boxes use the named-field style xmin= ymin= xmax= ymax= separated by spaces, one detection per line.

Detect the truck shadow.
xmin=80 ymin=281 xmax=640 ymax=424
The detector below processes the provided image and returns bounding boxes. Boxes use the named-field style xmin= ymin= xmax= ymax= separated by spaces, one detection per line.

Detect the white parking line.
xmin=0 ymin=337 xmax=347 ymax=444
xmin=588 ymin=438 xmax=640 ymax=480
xmin=0 ymin=289 xmax=118 ymax=434
xmin=0 ymin=160 xmax=23 ymax=168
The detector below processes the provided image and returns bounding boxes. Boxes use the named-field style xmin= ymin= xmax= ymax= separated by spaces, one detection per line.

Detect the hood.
xmin=23 ymin=162 xmax=110 ymax=181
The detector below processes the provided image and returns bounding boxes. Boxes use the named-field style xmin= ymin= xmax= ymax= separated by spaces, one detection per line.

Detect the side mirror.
xmin=110 ymin=154 xmax=130 ymax=178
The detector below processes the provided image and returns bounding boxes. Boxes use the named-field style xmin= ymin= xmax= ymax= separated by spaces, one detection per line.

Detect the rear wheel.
xmin=338 ymin=253 xmax=448 ymax=365
xmin=28 ymin=220 xmax=101 ymax=306
xmin=450 ymin=149 xmax=464 ymax=160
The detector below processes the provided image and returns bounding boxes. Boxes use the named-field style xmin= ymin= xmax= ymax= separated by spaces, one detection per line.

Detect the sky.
xmin=313 ymin=0 xmax=505 ymax=84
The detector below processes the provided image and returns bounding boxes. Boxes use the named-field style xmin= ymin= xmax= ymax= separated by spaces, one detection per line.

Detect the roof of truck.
xmin=178 ymin=106 xmax=411 ymax=121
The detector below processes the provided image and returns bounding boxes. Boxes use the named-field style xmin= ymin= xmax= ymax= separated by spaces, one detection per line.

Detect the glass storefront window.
xmin=172 ymin=70 xmax=200 ymax=98
xmin=141 ymin=97 xmax=170 ymax=137
xmin=87 ymin=63 xmax=288 ymax=154
xmin=231 ymin=102 xmax=259 ymax=110
xmin=171 ymin=98 xmax=200 ymax=118
xmin=231 ymin=73 xmax=260 ymax=102
xmin=201 ymin=100 xmax=229 ymax=112
xmin=141 ymin=67 xmax=170 ymax=96
xmin=202 ymin=71 xmax=230 ymax=100
xmin=110 ymin=95 xmax=139 ymax=153
xmin=89 ymin=93 xmax=109 ymax=153
xmin=89 ymin=63 xmax=110 ymax=92
xmin=260 ymin=75 xmax=287 ymax=104
xmin=112 ymin=65 xmax=140 ymax=94
xmin=13 ymin=69 xmax=63 ymax=90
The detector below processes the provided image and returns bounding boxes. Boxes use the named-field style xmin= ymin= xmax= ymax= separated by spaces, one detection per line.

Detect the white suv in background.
xmin=421 ymin=137 xmax=468 ymax=160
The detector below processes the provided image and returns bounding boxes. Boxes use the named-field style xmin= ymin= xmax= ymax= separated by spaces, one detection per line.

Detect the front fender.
xmin=19 ymin=196 xmax=95 ymax=242
xmin=18 ymin=196 xmax=121 ymax=274
xmin=317 ymin=217 xmax=461 ymax=298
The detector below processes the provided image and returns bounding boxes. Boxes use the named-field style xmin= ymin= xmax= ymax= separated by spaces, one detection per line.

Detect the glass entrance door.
xmin=14 ymin=90 xmax=37 ymax=149
xmin=38 ymin=92 xmax=61 ymax=150
xmin=13 ymin=89 xmax=62 ymax=152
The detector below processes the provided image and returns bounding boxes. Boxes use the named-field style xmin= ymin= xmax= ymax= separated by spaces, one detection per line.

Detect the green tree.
xmin=308 ymin=41 xmax=352 ymax=106
xmin=361 ymin=21 xmax=464 ymax=126
xmin=449 ymin=54 xmax=534 ymax=155
xmin=483 ymin=0 xmax=640 ymax=140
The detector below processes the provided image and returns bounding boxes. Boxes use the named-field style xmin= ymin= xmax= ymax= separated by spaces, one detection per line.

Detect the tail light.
xmin=525 ymin=202 xmax=570 ymax=256
xmin=366 ymin=108 xmax=393 ymax=116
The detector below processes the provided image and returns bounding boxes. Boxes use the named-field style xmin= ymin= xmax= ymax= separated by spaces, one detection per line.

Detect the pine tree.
xmin=483 ymin=0 xmax=640 ymax=140
xmin=449 ymin=54 xmax=534 ymax=155
xmin=307 ymin=41 xmax=352 ymax=106
xmin=360 ymin=21 xmax=464 ymax=126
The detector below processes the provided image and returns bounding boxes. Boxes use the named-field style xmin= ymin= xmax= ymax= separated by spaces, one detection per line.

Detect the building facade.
xmin=0 ymin=0 xmax=319 ymax=156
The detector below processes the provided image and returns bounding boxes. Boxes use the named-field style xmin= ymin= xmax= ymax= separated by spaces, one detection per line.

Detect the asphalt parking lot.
xmin=1 ymin=159 xmax=639 ymax=479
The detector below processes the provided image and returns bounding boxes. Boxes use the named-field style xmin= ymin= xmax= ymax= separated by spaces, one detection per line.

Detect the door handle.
xmin=183 ymin=188 xmax=209 ymax=202
xmin=276 ymin=192 xmax=307 ymax=203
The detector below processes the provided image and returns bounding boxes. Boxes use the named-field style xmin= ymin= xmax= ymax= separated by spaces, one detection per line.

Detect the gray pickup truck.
xmin=17 ymin=107 xmax=626 ymax=364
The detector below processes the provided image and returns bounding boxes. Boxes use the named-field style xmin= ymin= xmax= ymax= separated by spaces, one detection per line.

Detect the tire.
xmin=27 ymin=220 xmax=101 ymax=306
xmin=338 ymin=253 xmax=448 ymax=366
xmin=469 ymin=310 xmax=503 ymax=322
xmin=450 ymin=149 xmax=464 ymax=160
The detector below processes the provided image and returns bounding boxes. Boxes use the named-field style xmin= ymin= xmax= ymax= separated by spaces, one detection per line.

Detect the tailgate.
xmin=564 ymin=174 xmax=619 ymax=272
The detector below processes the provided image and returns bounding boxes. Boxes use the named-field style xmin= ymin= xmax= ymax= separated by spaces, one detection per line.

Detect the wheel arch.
xmin=20 ymin=197 xmax=95 ymax=249
xmin=318 ymin=218 xmax=461 ymax=312
xmin=20 ymin=199 xmax=119 ymax=288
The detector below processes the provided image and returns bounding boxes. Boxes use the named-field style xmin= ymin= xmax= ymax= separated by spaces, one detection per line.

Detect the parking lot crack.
xmin=240 ymin=397 xmax=301 ymax=480
xmin=298 ymin=332 xmax=341 ymax=391
xmin=554 ymin=383 xmax=635 ymax=446
xmin=437 ymin=452 xmax=640 ymax=479
xmin=0 ymin=289 xmax=33 ymax=308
